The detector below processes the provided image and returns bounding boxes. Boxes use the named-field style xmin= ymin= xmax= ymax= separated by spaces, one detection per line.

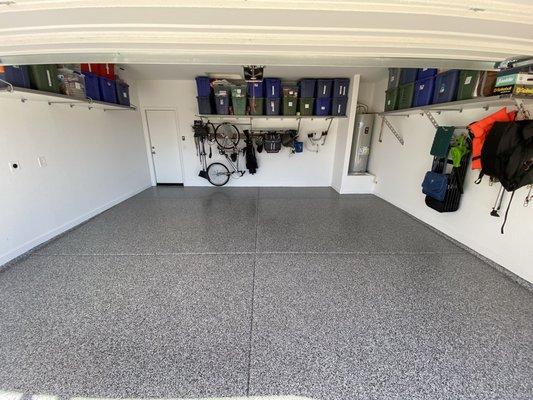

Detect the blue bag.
xmin=422 ymin=171 xmax=448 ymax=201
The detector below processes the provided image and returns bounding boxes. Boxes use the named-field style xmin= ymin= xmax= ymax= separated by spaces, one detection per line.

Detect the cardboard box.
xmin=493 ymin=72 xmax=533 ymax=96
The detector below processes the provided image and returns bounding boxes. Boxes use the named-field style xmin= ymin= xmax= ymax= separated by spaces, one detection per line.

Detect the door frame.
xmin=141 ymin=107 xmax=185 ymax=186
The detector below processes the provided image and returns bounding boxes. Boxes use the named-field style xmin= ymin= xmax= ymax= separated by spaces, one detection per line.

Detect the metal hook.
xmin=524 ymin=185 xmax=532 ymax=207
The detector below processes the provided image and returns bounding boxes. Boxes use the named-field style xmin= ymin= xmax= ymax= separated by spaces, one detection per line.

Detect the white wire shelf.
xmin=197 ymin=114 xmax=346 ymax=120
xmin=0 ymin=85 xmax=137 ymax=111
xmin=377 ymin=94 xmax=533 ymax=145
xmin=379 ymin=94 xmax=530 ymax=117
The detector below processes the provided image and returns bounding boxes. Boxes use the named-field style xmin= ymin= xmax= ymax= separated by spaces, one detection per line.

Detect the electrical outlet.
xmin=9 ymin=161 xmax=21 ymax=173
xmin=37 ymin=156 xmax=47 ymax=167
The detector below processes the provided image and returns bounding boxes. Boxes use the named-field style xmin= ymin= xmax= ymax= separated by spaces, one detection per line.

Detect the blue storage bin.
xmin=413 ymin=76 xmax=435 ymax=107
xmin=332 ymin=78 xmax=349 ymax=97
xmin=197 ymin=96 xmax=212 ymax=114
xmin=265 ymin=98 xmax=280 ymax=115
xmin=264 ymin=78 xmax=281 ymax=98
xmin=248 ymin=81 xmax=264 ymax=97
xmin=0 ymin=65 xmax=30 ymax=88
xmin=314 ymin=97 xmax=331 ymax=116
xmin=215 ymin=95 xmax=229 ymax=115
xmin=98 ymin=76 xmax=117 ymax=103
xmin=316 ymin=79 xmax=333 ymax=98
xmin=400 ymin=68 xmax=418 ymax=85
xmin=299 ymin=79 xmax=316 ymax=97
xmin=432 ymin=70 xmax=460 ymax=104
xmin=84 ymin=72 xmax=101 ymax=101
xmin=115 ymin=81 xmax=130 ymax=106
xmin=417 ymin=68 xmax=438 ymax=80
xmin=195 ymin=76 xmax=211 ymax=97
xmin=331 ymin=97 xmax=347 ymax=116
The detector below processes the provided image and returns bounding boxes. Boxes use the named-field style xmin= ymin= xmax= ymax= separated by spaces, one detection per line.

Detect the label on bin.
xmin=305 ymin=104 xmax=310 ymax=109
xmin=75 ymin=83 xmax=81 ymax=89
xmin=46 ymin=70 xmax=52 ymax=87
xmin=464 ymin=76 xmax=472 ymax=85
xmin=289 ymin=101 xmax=293 ymax=106
xmin=123 ymin=92 xmax=128 ymax=98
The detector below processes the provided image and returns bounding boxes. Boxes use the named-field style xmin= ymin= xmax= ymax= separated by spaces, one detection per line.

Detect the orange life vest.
xmin=468 ymin=107 xmax=517 ymax=170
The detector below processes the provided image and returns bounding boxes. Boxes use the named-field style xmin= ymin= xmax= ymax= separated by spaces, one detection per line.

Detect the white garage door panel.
xmin=146 ymin=110 xmax=183 ymax=184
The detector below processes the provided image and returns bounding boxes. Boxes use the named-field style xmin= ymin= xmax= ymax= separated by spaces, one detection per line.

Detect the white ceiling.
xmin=1 ymin=0 xmax=532 ymax=70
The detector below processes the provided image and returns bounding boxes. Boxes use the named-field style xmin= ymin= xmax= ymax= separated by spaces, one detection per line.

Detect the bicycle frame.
xmin=221 ymin=150 xmax=245 ymax=178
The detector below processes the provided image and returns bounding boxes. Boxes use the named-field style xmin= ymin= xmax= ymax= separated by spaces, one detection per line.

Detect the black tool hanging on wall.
xmin=193 ymin=120 xmax=210 ymax=180
xmin=243 ymin=130 xmax=258 ymax=174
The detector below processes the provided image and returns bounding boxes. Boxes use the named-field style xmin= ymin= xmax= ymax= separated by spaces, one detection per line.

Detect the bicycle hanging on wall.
xmin=206 ymin=123 xmax=246 ymax=186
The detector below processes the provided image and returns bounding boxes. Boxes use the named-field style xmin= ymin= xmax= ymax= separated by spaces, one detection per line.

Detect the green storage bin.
xmin=282 ymin=84 xmax=298 ymax=98
xmin=299 ymin=98 xmax=314 ymax=116
xmin=213 ymin=83 xmax=230 ymax=97
xmin=283 ymin=96 xmax=297 ymax=115
xmin=28 ymin=64 xmax=60 ymax=93
xmin=398 ymin=83 xmax=414 ymax=109
xmin=385 ymin=88 xmax=399 ymax=111
xmin=248 ymin=97 xmax=264 ymax=115
xmin=457 ymin=70 xmax=480 ymax=101
xmin=232 ymin=96 xmax=247 ymax=115
xmin=231 ymin=84 xmax=247 ymax=98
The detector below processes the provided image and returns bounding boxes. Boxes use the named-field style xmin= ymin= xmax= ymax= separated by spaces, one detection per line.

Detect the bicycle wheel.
xmin=206 ymin=121 xmax=216 ymax=143
xmin=207 ymin=162 xmax=231 ymax=186
xmin=215 ymin=123 xmax=240 ymax=149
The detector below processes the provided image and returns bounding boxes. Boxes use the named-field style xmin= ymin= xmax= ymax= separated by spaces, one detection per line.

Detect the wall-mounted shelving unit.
xmin=0 ymin=85 xmax=137 ymax=111
xmin=196 ymin=114 xmax=346 ymax=120
xmin=197 ymin=114 xmax=346 ymax=136
xmin=377 ymin=94 xmax=532 ymax=145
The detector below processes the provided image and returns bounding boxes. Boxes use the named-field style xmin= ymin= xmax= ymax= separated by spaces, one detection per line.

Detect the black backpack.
xmin=476 ymin=120 xmax=533 ymax=232
xmin=477 ymin=121 xmax=533 ymax=191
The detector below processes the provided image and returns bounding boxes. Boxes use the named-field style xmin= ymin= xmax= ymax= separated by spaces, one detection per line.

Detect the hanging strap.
xmin=475 ymin=170 xmax=484 ymax=184
xmin=500 ymin=190 xmax=515 ymax=234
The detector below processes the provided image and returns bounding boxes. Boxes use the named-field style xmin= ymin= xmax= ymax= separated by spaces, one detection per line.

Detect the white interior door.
xmin=146 ymin=110 xmax=183 ymax=184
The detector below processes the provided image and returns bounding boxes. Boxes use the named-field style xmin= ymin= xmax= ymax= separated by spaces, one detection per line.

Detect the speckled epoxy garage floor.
xmin=1 ymin=187 xmax=532 ymax=400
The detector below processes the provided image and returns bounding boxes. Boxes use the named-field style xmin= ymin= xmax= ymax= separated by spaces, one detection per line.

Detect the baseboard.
xmin=0 ymin=184 xmax=151 ymax=268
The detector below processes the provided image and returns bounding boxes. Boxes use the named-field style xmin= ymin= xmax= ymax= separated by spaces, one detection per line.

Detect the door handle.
xmin=151 ymin=146 xmax=156 ymax=155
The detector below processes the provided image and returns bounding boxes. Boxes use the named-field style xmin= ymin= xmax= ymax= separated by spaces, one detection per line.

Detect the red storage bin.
xmin=80 ymin=63 xmax=115 ymax=79
xmin=99 ymin=63 xmax=115 ymax=79
xmin=81 ymin=64 xmax=100 ymax=74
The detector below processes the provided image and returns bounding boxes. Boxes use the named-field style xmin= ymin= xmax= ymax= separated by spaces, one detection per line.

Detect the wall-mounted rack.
xmin=377 ymin=94 xmax=532 ymax=145
xmin=196 ymin=114 xmax=344 ymax=136
xmin=0 ymin=84 xmax=137 ymax=111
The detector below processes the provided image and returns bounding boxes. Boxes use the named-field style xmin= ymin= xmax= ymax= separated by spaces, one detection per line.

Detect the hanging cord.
xmin=525 ymin=184 xmax=532 ymax=207
xmin=500 ymin=190 xmax=515 ymax=234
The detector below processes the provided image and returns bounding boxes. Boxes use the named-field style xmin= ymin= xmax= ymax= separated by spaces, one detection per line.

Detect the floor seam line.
xmin=28 ymin=250 xmax=468 ymax=258
xmin=246 ymin=187 xmax=260 ymax=395
xmin=245 ymin=253 xmax=257 ymax=396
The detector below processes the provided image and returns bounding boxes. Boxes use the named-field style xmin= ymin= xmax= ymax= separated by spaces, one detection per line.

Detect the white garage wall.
xmin=367 ymin=78 xmax=533 ymax=284
xmin=136 ymin=79 xmax=346 ymax=187
xmin=0 ymin=88 xmax=151 ymax=266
